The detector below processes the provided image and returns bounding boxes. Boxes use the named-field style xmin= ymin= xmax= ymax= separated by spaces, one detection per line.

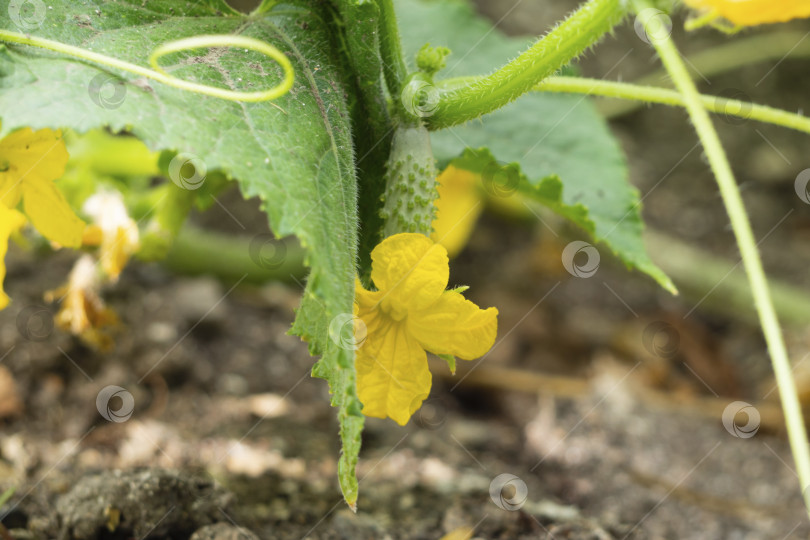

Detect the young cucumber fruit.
xmin=380 ymin=123 xmax=437 ymax=238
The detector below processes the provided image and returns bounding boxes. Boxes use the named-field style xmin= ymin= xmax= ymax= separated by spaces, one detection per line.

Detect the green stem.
xmin=161 ymin=218 xmax=810 ymax=331
xmin=534 ymin=76 xmax=810 ymax=134
xmin=162 ymin=226 xmax=306 ymax=284
xmin=427 ymin=0 xmax=626 ymax=130
xmin=251 ymin=0 xmax=278 ymax=16
xmin=633 ymin=0 xmax=810 ymax=518
xmin=376 ymin=0 xmax=408 ymax=98
xmin=0 ymin=31 xmax=293 ymax=103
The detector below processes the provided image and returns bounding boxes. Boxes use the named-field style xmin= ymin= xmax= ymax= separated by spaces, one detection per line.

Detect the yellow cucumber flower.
xmin=82 ymin=190 xmax=140 ymax=280
xmin=0 ymin=124 xmax=85 ymax=247
xmin=431 ymin=166 xmax=483 ymax=258
xmin=0 ymin=123 xmax=86 ymax=308
xmin=683 ymin=0 xmax=810 ymax=26
xmin=45 ymin=255 xmax=118 ymax=351
xmin=354 ymin=233 xmax=498 ymax=425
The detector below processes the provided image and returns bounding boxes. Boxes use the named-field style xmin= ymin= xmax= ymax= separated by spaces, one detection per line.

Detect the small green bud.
xmin=416 ymin=43 xmax=451 ymax=77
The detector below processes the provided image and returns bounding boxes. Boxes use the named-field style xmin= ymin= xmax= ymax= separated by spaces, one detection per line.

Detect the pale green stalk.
xmin=376 ymin=0 xmax=408 ymax=97
xmin=602 ymin=30 xmax=810 ymax=118
xmin=633 ymin=0 xmax=810 ymax=518
xmin=0 ymin=31 xmax=293 ymax=102
xmin=535 ymin=76 xmax=810 ymax=134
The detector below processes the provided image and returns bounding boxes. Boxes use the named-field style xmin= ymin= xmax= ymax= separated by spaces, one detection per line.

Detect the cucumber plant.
xmin=1 ymin=0 xmax=809 ymax=512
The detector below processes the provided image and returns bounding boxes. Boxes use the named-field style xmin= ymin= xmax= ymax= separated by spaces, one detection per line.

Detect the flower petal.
xmin=0 ymin=127 xmax=83 ymax=247
xmin=46 ymin=255 xmax=118 ymax=351
xmin=0 ymin=179 xmax=22 ymax=210
xmin=370 ymin=233 xmax=449 ymax=312
xmin=409 ymin=290 xmax=498 ymax=360
xmin=82 ymin=190 xmax=139 ymax=279
xmin=355 ymin=312 xmax=432 ymax=426
xmin=431 ymin=166 xmax=484 ymax=258
xmin=22 ymin=176 xmax=85 ymax=248
xmin=684 ymin=0 xmax=810 ymax=25
xmin=0 ymin=127 xmax=69 ymax=190
xmin=355 ymin=278 xmax=383 ymax=310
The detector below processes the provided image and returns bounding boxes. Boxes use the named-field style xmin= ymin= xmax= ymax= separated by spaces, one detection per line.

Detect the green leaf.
xmin=0 ymin=0 xmax=363 ymax=504
xmin=396 ymin=0 xmax=675 ymax=293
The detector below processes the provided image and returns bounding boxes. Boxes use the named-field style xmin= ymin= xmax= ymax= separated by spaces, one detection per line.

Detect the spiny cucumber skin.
xmin=380 ymin=125 xmax=438 ymax=238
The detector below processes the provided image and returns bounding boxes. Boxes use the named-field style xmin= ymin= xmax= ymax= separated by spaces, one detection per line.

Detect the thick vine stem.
xmin=426 ymin=0 xmax=626 ymax=130
xmin=162 ymin=226 xmax=306 ymax=284
xmin=376 ymin=0 xmax=408 ymax=98
xmin=632 ymin=0 xmax=810 ymax=519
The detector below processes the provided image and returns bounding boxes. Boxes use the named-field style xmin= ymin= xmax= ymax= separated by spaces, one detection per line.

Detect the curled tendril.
xmin=0 ymin=30 xmax=294 ymax=103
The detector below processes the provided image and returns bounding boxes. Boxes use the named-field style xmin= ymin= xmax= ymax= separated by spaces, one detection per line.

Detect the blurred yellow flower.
xmin=0 ymin=125 xmax=85 ymax=247
xmin=82 ymin=190 xmax=140 ymax=280
xmin=45 ymin=255 xmax=118 ymax=351
xmin=431 ymin=166 xmax=483 ymax=258
xmin=354 ymin=233 xmax=498 ymax=425
xmin=0 ymin=123 xmax=86 ymax=309
xmin=684 ymin=0 xmax=810 ymax=26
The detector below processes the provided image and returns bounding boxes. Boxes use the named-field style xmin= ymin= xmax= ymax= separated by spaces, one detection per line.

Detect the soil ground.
xmin=1 ymin=1 xmax=810 ymax=539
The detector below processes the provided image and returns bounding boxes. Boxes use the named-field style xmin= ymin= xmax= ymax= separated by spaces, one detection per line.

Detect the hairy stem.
xmin=427 ymin=0 xmax=626 ymax=130
xmin=602 ymin=30 xmax=810 ymax=117
xmin=376 ymin=0 xmax=408 ymax=98
xmin=0 ymin=31 xmax=293 ymax=103
xmin=633 ymin=0 xmax=810 ymax=518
